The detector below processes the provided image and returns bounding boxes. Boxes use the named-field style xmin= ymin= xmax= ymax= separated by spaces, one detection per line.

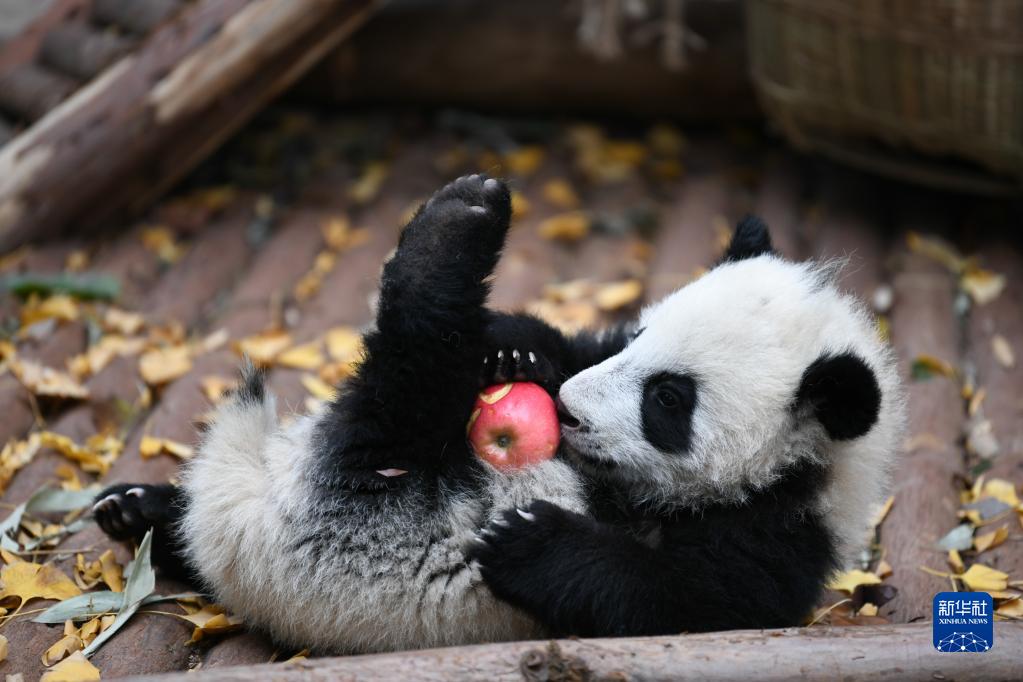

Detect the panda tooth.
xmin=376 ymin=468 xmax=408 ymax=477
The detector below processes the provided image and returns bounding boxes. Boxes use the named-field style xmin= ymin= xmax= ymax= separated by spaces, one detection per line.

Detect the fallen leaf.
xmin=103 ymin=308 xmax=144 ymax=336
xmin=959 ymin=563 xmax=1009 ymax=592
xmin=858 ymin=603 xmax=878 ymax=617
xmin=0 ymin=434 xmax=43 ymax=494
xmin=997 ymin=599 xmax=1023 ymax=618
xmin=948 ymin=549 xmax=965 ymax=573
xmin=870 ymin=496 xmax=895 ymax=528
xmin=21 ymin=295 xmax=79 ymax=328
xmin=139 ymin=436 xmax=194 ymax=460
xmin=973 ymin=526 xmax=1009 ymax=553
xmin=141 ymin=226 xmax=184 ymax=263
xmin=234 ymin=331 xmax=292 ymax=367
xmin=39 ymin=432 xmax=122 ymax=476
xmin=9 ymin=358 xmax=89 ymax=399
xmin=502 ymin=146 xmax=545 ymax=176
xmin=325 ymin=327 xmax=363 ymax=362
xmin=961 ymin=268 xmax=1006 ymax=305
xmin=0 ymin=633 xmax=6 ymax=662
xmin=538 ymin=211 xmax=590 ymax=242
xmin=828 ymin=569 xmax=882 ymax=594
xmin=139 ymin=346 xmax=192 ymax=386
xmin=200 ymin=376 xmax=235 ymax=404
xmin=594 ymin=279 xmax=643 ymax=312
xmin=40 ymin=650 xmax=100 ymax=681
xmin=319 ymin=361 xmax=357 ymax=386
xmin=41 ymin=621 xmax=84 ymax=666
xmin=527 ymin=299 xmax=599 ymax=334
xmin=543 ymin=279 xmax=596 ymax=303
xmin=68 ymin=335 xmax=148 ymax=379
xmin=906 ymin=232 xmax=965 ymax=273
xmin=965 ymin=418 xmax=1000 ymax=459
xmin=542 ymin=179 xmax=581 ymax=209
xmin=979 ymin=478 xmax=1020 ymax=508
xmin=301 ymin=375 xmax=336 ymax=402
xmin=0 ymin=560 xmax=81 ymax=606
xmin=910 ymin=354 xmax=956 ymax=381
xmin=510 ymin=191 xmax=531 ymax=220
xmin=175 ymin=603 xmax=244 ymax=644
xmin=875 ymin=559 xmax=893 ymax=579
xmin=349 ymin=162 xmax=389 ymax=205
xmin=65 ymin=250 xmax=90 ymax=272
xmin=992 ymin=335 xmax=1015 ymax=369
xmin=277 ymin=342 xmax=325 ymax=371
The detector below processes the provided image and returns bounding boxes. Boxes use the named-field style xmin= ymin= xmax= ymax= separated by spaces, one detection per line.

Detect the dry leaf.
xmin=325 ymin=327 xmax=363 ymax=362
xmin=349 ymin=162 xmax=389 ymax=205
xmin=875 ymin=559 xmax=893 ymax=579
xmin=959 ymin=563 xmax=1009 ymax=592
xmin=40 ymin=650 xmax=100 ymax=681
xmin=65 ymin=250 xmax=89 ymax=272
xmin=543 ymin=279 xmax=595 ymax=303
xmin=858 ymin=603 xmax=878 ymax=617
xmin=0 ymin=633 xmax=7 ymax=662
xmin=21 ymin=295 xmax=79 ymax=327
xmin=319 ymin=361 xmax=357 ymax=386
xmin=992 ymin=335 xmax=1015 ymax=369
xmin=965 ymin=418 xmax=1000 ymax=459
xmin=301 ymin=375 xmax=336 ymax=402
xmin=200 ymin=376 xmax=235 ymax=404
xmin=176 ymin=603 xmax=244 ymax=644
xmin=323 ymin=216 xmax=352 ymax=251
xmin=56 ymin=465 xmax=82 ymax=491
xmin=234 ymin=331 xmax=292 ymax=367
xmin=1 ymin=434 xmax=43 ymax=494
xmin=542 ymin=179 xmax=581 ymax=210
xmin=502 ymin=146 xmax=545 ymax=176
xmin=948 ymin=549 xmax=965 ymax=573
xmin=141 ymin=226 xmax=184 ymax=263
xmin=277 ymin=342 xmax=325 ymax=371
xmin=997 ymin=598 xmax=1023 ymax=618
xmin=510 ymin=191 xmax=531 ymax=220
xmin=961 ymin=268 xmax=1006 ymax=305
xmin=39 ymin=432 xmax=122 ymax=475
xmin=68 ymin=335 xmax=147 ymax=379
xmin=10 ymin=358 xmax=89 ymax=399
xmin=41 ymin=628 xmax=83 ymax=667
xmin=594 ymin=280 xmax=643 ymax=312
xmin=828 ymin=569 xmax=881 ymax=594
xmin=139 ymin=346 xmax=192 ymax=386
xmin=538 ymin=211 xmax=590 ymax=242
xmin=911 ymin=354 xmax=956 ymax=380
xmin=870 ymin=496 xmax=895 ymax=528
xmin=103 ymin=308 xmax=144 ymax=336
xmin=906 ymin=232 xmax=965 ymax=273
xmin=527 ymin=300 xmax=598 ymax=334
xmin=0 ymin=560 xmax=81 ymax=606
xmin=139 ymin=436 xmax=194 ymax=460
xmin=973 ymin=526 xmax=1009 ymax=553
xmin=198 ymin=328 xmax=229 ymax=354
xmin=979 ymin=478 xmax=1020 ymax=508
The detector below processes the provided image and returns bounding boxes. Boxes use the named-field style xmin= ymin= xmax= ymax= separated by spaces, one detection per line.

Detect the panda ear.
xmin=796 ymin=352 xmax=881 ymax=441
xmin=720 ymin=215 xmax=773 ymax=263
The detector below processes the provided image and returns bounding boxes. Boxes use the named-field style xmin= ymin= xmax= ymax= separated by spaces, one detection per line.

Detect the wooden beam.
xmin=0 ymin=0 xmax=381 ymax=252
xmin=134 ymin=624 xmax=1023 ymax=681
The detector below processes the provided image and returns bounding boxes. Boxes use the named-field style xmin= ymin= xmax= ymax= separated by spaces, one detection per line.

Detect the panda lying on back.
xmin=93 ymin=175 xmax=904 ymax=652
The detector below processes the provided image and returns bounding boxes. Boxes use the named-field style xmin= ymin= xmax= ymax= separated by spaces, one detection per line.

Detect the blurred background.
xmin=0 ymin=1 xmax=1021 ymax=678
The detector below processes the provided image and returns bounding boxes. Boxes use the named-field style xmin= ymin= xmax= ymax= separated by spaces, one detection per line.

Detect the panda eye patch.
xmin=642 ymin=372 xmax=698 ymax=454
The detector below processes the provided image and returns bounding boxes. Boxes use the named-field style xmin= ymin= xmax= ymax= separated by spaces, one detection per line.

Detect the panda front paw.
xmin=480 ymin=347 xmax=558 ymax=390
xmin=93 ymin=483 xmax=174 ymax=543
xmin=468 ymin=500 xmax=593 ymax=613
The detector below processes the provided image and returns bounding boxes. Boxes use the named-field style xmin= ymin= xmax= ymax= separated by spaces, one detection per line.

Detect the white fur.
xmin=559 ymin=255 xmax=905 ymax=564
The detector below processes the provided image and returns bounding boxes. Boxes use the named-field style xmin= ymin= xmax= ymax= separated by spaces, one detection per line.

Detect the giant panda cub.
xmin=92 ymin=174 xmax=904 ymax=653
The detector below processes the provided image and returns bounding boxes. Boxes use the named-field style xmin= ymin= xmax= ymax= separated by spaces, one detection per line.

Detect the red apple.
xmin=467 ymin=382 xmax=560 ymax=471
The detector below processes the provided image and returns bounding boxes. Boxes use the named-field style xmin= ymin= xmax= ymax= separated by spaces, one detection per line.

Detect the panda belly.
xmin=181 ymin=395 xmax=587 ymax=653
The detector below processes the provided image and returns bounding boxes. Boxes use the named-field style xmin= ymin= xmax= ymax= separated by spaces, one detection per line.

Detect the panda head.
xmin=558 ymin=217 xmax=902 ymax=516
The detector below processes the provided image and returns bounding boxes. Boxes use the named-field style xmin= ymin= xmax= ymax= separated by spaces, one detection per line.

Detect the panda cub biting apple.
xmin=92 ymin=174 xmax=904 ymax=652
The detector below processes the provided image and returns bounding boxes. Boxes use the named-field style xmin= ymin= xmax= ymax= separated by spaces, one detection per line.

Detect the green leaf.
xmin=0 ymin=486 xmax=98 ymax=551
xmin=83 ymin=528 xmax=156 ymax=658
xmin=2 ymin=273 xmax=120 ymax=301
xmin=35 ymin=591 xmax=203 ymax=624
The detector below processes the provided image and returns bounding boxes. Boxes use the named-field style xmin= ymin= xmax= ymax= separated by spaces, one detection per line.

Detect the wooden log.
xmin=92 ymin=0 xmax=182 ymax=35
xmin=301 ymin=0 xmax=755 ymax=121
xmin=39 ymin=21 xmax=134 ymax=80
xmin=884 ymin=196 xmax=965 ymax=623
xmin=0 ymin=63 xmax=79 ymax=121
xmin=0 ymin=0 xmax=381 ymax=252
xmin=138 ymin=623 xmax=1023 ymax=682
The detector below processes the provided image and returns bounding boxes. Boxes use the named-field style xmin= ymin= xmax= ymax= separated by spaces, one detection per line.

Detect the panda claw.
xmin=125 ymin=487 xmax=145 ymax=498
xmin=492 ymin=517 xmax=510 ymax=528
xmin=516 ymin=508 xmax=536 ymax=522
xmin=528 ymin=352 xmax=536 ymax=364
xmin=470 ymin=205 xmax=487 ymax=215
xmin=512 ymin=349 xmax=520 ymax=362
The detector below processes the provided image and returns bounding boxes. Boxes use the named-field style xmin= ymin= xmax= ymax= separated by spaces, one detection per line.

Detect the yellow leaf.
xmin=502 ymin=146 xmax=545 ymax=176
xmin=9 ymin=358 xmax=89 ymax=399
xmin=870 ymin=496 xmax=895 ymax=528
xmin=961 ymin=268 xmax=1006 ymax=305
xmin=906 ymin=232 xmax=965 ymax=273
xmin=543 ymin=279 xmax=595 ymax=303
xmin=140 ymin=436 xmax=194 ymax=460
xmin=538 ymin=211 xmax=590 ymax=242
xmin=828 ymin=569 xmax=881 ymax=594
xmin=948 ymin=549 xmax=965 ymax=573
xmin=527 ymin=300 xmax=598 ymax=335
xmin=959 ymin=564 xmax=1008 ymax=592
xmin=349 ymin=162 xmax=389 ymax=205
xmin=594 ymin=280 xmax=643 ymax=312
xmin=21 ymin=295 xmax=79 ymax=327
xmin=41 ymin=631 xmax=84 ymax=666
xmin=141 ymin=225 xmax=184 ymax=263
xmin=858 ymin=603 xmax=878 ymax=617
xmin=982 ymin=479 xmax=1020 ymax=508
xmin=103 ymin=308 xmax=145 ymax=336
xmin=0 ymin=633 xmax=7 ymax=662
xmin=199 ymin=328 xmax=229 ymax=354
xmin=293 ymin=270 xmax=324 ymax=302
xmin=40 ymin=650 xmax=101 ymax=681
xmin=973 ymin=526 xmax=1009 ymax=553
xmin=322 ymin=216 xmax=352 ymax=251
xmin=301 ymin=374 xmax=336 ymax=402
xmin=542 ymin=179 xmax=580 ymax=210
xmin=510 ymin=191 xmax=531 ymax=220
xmin=911 ymin=354 xmax=956 ymax=379
xmin=325 ymin=327 xmax=363 ymax=362
xmin=200 ymin=375 xmax=235 ymax=404
xmin=286 ymin=649 xmax=310 ymax=662
xmin=277 ymin=342 xmax=325 ymax=371
xmin=997 ymin=598 xmax=1023 ymax=618
xmin=234 ymin=331 xmax=292 ymax=367
xmin=0 ymin=561 xmax=81 ymax=605
xmin=319 ymin=361 xmax=357 ymax=386
xmin=176 ymin=603 xmax=243 ymax=644
xmin=992 ymin=334 xmax=1015 ymax=368
xmin=56 ymin=464 xmax=82 ymax=491
xmin=65 ymin=250 xmax=89 ymax=272
xmin=875 ymin=559 xmax=893 ymax=579
xmin=0 ymin=434 xmax=43 ymax=494
xmin=99 ymin=550 xmax=123 ymax=593
xmin=39 ymin=432 xmax=121 ymax=475
xmin=139 ymin=346 xmax=192 ymax=385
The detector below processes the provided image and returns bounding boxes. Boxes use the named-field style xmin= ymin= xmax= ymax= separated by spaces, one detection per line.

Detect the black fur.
xmin=469 ymin=458 xmax=837 ymax=636
xmin=721 ymin=215 xmax=773 ymax=263
xmin=640 ymin=372 xmax=698 ymax=453
xmin=796 ymin=352 xmax=881 ymax=440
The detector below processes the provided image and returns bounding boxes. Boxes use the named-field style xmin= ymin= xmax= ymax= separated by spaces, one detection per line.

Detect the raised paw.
xmin=426 ymin=173 xmax=511 ymax=218
xmin=93 ymin=483 xmax=175 ymax=543
xmin=480 ymin=347 xmax=557 ymax=389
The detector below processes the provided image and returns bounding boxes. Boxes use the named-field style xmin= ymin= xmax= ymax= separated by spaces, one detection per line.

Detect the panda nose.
xmin=555 ymin=398 xmax=581 ymax=429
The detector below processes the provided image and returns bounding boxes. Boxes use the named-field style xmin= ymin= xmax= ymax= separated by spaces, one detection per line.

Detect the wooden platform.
xmin=1 ymin=109 xmax=1021 ymax=679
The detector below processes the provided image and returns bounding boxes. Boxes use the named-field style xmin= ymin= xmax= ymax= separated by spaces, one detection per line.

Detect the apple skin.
xmin=467 ymin=382 xmax=560 ymax=471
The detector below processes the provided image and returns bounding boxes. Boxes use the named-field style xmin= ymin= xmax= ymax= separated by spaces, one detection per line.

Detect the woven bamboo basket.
xmin=746 ymin=0 xmax=1023 ymax=193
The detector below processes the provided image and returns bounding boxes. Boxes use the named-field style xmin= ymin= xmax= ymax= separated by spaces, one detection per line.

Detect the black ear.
xmin=721 ymin=215 xmax=773 ymax=263
xmin=796 ymin=353 xmax=881 ymax=441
